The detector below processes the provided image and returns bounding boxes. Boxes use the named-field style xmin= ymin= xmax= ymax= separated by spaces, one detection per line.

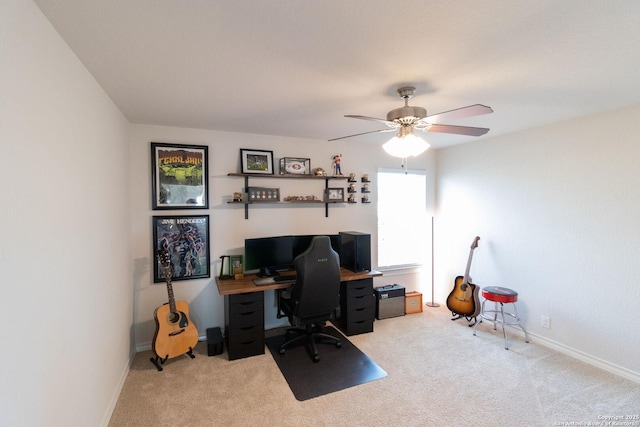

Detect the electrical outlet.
xmin=541 ymin=315 xmax=551 ymax=329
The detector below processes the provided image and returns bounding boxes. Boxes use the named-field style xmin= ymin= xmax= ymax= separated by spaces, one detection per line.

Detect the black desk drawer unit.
xmin=224 ymin=292 xmax=264 ymax=360
xmin=334 ymin=278 xmax=374 ymax=336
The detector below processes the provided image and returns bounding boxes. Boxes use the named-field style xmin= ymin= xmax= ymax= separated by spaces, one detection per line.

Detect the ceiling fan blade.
xmin=328 ymin=128 xmax=396 ymax=141
xmin=345 ymin=115 xmax=398 ymax=128
xmin=426 ymin=104 xmax=493 ymax=123
xmin=426 ymin=124 xmax=490 ymax=137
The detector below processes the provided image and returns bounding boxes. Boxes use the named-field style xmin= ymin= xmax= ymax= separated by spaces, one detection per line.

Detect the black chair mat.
xmin=266 ymin=326 xmax=387 ymax=401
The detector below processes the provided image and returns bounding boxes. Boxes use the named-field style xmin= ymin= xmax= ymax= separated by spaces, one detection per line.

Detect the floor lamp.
xmin=426 ymin=216 xmax=440 ymax=307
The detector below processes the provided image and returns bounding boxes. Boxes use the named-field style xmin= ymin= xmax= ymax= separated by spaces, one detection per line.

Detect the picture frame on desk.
xmin=230 ymin=255 xmax=243 ymax=280
xmin=240 ymin=149 xmax=274 ymax=174
xmin=150 ymin=142 xmax=209 ymax=209
xmin=152 ymin=215 xmax=210 ymax=282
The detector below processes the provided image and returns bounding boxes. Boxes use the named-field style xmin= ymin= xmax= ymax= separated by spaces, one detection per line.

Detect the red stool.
xmin=473 ymin=286 xmax=529 ymax=349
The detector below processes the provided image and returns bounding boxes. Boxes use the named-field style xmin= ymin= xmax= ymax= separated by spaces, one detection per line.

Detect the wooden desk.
xmin=215 ymin=269 xmax=382 ymax=360
xmin=215 ymin=268 xmax=382 ymax=295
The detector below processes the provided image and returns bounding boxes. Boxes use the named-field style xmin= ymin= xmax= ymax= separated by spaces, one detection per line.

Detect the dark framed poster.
xmin=152 ymin=215 xmax=210 ymax=283
xmin=151 ymin=142 xmax=209 ymax=209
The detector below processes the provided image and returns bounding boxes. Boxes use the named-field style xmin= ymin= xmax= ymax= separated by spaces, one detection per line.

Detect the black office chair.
xmin=277 ymin=236 xmax=342 ymax=362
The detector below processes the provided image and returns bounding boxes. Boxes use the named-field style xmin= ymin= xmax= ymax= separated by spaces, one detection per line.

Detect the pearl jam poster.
xmin=151 ymin=142 xmax=209 ymax=209
xmin=152 ymin=215 xmax=210 ymax=282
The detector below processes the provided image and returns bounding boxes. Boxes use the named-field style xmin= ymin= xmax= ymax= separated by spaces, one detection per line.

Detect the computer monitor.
xmin=244 ymin=236 xmax=293 ymax=277
xmin=292 ymin=234 xmax=341 ymax=260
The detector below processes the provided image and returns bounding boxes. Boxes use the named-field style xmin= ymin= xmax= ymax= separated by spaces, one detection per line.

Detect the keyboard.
xmin=253 ymin=275 xmax=296 ymax=286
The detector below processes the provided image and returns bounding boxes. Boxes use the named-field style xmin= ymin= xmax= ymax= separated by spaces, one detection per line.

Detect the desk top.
xmin=215 ymin=268 xmax=382 ymax=295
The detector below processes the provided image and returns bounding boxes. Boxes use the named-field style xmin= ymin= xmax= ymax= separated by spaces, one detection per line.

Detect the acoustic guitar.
xmin=151 ymin=248 xmax=199 ymax=370
xmin=446 ymin=236 xmax=481 ymax=324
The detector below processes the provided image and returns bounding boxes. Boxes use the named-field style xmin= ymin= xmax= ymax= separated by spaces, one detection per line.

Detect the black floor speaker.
xmin=339 ymin=231 xmax=371 ymax=272
xmin=207 ymin=327 xmax=224 ymax=356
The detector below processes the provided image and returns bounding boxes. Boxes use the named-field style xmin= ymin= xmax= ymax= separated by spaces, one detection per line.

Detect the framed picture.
xmin=152 ymin=215 xmax=210 ymax=283
xmin=151 ymin=142 xmax=209 ymax=209
xmin=325 ymin=188 xmax=344 ymax=202
xmin=240 ymin=149 xmax=274 ymax=174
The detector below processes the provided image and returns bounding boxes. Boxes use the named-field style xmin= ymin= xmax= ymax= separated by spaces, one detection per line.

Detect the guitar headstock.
xmin=156 ymin=248 xmax=172 ymax=280
xmin=471 ymin=236 xmax=480 ymax=250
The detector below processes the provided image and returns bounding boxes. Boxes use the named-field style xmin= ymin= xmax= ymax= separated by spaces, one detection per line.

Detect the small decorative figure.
xmin=333 ymin=154 xmax=343 ymax=176
xmin=348 ymin=173 xmax=356 ymax=182
xmin=233 ymin=192 xmax=243 ymax=202
xmin=313 ymin=167 xmax=326 ymax=176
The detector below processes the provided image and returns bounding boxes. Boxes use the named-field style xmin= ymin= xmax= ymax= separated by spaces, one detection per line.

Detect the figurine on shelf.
xmin=348 ymin=183 xmax=356 ymax=193
xmin=362 ymin=173 xmax=370 ymax=182
xmin=233 ymin=192 xmax=243 ymax=202
xmin=348 ymin=194 xmax=357 ymax=203
xmin=332 ymin=154 xmax=343 ymax=176
xmin=348 ymin=173 xmax=356 ymax=182
xmin=313 ymin=167 xmax=326 ymax=176
xmin=362 ymin=194 xmax=370 ymax=203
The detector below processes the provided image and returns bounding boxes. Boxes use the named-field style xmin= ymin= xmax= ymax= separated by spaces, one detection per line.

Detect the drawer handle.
xmin=240 ymin=340 xmax=256 ymax=345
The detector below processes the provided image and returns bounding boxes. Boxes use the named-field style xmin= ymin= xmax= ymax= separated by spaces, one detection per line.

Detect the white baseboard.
xmin=100 ymin=349 xmax=136 ymax=427
xmin=514 ymin=329 xmax=639 ymax=384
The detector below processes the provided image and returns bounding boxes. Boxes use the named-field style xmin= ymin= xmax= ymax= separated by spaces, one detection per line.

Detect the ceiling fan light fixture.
xmin=382 ymin=132 xmax=430 ymax=158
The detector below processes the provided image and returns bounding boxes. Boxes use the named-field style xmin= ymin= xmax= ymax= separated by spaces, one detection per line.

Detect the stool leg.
xmin=492 ymin=301 xmax=499 ymax=330
xmin=499 ymin=302 xmax=510 ymax=349
xmin=512 ymin=303 xmax=529 ymax=343
xmin=473 ymin=299 xmax=486 ymax=336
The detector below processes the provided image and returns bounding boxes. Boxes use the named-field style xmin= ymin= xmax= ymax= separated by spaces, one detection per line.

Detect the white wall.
xmin=435 ymin=104 xmax=640 ymax=379
xmin=129 ymin=124 xmax=436 ymax=349
xmin=1 ymin=1 xmax=131 ymax=426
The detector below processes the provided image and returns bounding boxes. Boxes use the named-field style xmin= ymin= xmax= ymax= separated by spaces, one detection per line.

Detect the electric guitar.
xmin=446 ymin=236 xmax=481 ymax=322
xmin=151 ymin=248 xmax=199 ymax=365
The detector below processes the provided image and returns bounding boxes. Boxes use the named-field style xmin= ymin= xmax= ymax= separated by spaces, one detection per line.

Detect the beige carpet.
xmin=109 ymin=305 xmax=639 ymax=426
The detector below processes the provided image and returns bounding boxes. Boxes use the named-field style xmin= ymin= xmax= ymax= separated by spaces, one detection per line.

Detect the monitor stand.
xmin=256 ymin=267 xmax=277 ymax=278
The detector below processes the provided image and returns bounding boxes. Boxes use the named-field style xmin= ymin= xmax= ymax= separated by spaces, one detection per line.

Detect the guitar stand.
xmin=450 ymin=313 xmax=478 ymax=327
xmin=149 ymin=347 xmax=196 ymax=372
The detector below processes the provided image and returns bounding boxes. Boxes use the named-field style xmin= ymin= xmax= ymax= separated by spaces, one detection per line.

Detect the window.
xmin=377 ymin=168 xmax=428 ymax=269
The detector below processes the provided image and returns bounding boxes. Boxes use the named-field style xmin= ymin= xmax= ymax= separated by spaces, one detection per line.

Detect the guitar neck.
xmin=462 ymin=236 xmax=480 ymax=284
xmin=164 ymin=267 xmax=177 ymax=314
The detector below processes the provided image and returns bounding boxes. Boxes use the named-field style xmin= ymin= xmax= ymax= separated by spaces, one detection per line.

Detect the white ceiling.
xmin=34 ymin=0 xmax=640 ymax=149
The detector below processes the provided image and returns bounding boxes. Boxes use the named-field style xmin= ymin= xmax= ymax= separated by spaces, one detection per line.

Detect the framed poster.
xmin=151 ymin=142 xmax=209 ymax=209
xmin=240 ymin=149 xmax=274 ymax=174
xmin=152 ymin=215 xmax=210 ymax=282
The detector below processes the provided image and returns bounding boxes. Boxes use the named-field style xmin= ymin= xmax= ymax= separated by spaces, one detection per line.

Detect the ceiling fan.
xmin=329 ymin=87 xmax=493 ymax=151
